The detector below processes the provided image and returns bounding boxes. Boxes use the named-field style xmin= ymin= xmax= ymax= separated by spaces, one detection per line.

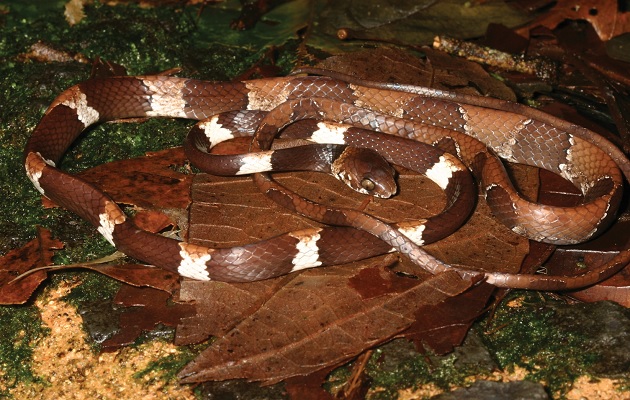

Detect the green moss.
xmin=0 ymin=4 xmax=193 ymax=252
xmin=0 ymin=0 xmax=286 ymax=250
xmin=59 ymin=270 xmax=121 ymax=307
xmin=133 ymin=341 xmax=209 ymax=385
xmin=367 ymin=347 xmax=431 ymax=394
xmin=482 ymin=292 xmax=599 ymax=396
xmin=362 ymin=341 xmax=480 ymax=399
xmin=61 ymin=118 xmax=192 ymax=173
xmin=0 ymin=305 xmax=48 ymax=396
xmin=617 ymin=380 xmax=630 ymax=393
xmin=324 ymin=363 xmax=352 ymax=395
xmin=351 ymin=292 xmax=627 ymax=399
xmin=0 ymin=59 xmax=90 ymax=250
xmin=0 ymin=0 xmax=264 ymax=247
xmin=0 ymin=4 xmax=257 ymax=387
xmin=63 ymin=3 xmax=198 ymax=75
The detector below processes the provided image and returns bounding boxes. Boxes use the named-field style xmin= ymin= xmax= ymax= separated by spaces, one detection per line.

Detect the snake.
xmin=23 ymin=73 xmax=629 ymax=289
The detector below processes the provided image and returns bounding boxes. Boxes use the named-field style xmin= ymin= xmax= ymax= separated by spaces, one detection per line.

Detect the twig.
xmin=433 ymin=36 xmax=558 ymax=81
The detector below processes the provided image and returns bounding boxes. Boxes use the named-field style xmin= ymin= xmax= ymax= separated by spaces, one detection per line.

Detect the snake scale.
xmin=24 ymin=72 xmax=630 ymax=289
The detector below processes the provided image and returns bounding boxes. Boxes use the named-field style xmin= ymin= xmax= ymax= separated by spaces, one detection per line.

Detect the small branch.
xmin=433 ymin=36 xmax=558 ymax=81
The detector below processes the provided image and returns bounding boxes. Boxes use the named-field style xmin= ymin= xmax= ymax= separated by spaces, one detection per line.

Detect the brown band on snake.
xmin=24 ymin=75 xmax=628 ymax=288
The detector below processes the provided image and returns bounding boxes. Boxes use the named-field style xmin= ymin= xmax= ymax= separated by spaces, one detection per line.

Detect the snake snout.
xmin=334 ymin=147 xmax=397 ymax=198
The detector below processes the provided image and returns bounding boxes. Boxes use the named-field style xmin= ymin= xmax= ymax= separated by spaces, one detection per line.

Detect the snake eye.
xmin=361 ymin=178 xmax=376 ymax=192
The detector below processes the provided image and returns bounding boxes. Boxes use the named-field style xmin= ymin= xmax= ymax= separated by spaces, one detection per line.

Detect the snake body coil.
xmin=24 ymin=74 xmax=629 ymax=289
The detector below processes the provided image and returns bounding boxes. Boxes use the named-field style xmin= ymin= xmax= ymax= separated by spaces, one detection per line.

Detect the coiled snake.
xmin=24 ymin=73 xmax=630 ymax=289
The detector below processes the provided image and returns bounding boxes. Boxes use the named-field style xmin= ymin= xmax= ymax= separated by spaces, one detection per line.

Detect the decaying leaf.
xmin=0 ymin=227 xmax=63 ymax=304
xmin=175 ymin=274 xmax=301 ymax=346
xmin=0 ymin=143 xmax=191 ymax=362
xmin=284 ymin=368 xmax=336 ymax=400
xmin=193 ymin=0 xmax=532 ymax=61
xmin=5 ymin=1 xmax=630 ymax=396
xmin=568 ymin=265 xmax=630 ymax=307
xmin=175 ymin=158 xmax=523 ymax=382
xmin=405 ymin=282 xmax=495 ymax=355
xmin=77 ymin=147 xmax=191 ymax=210
xmin=548 ymin=249 xmax=630 ymax=307
xmin=9 ymin=147 xmax=191 ymax=301
xmin=178 ymin=267 xmax=477 ymax=384
xmin=315 ymin=47 xmax=517 ymax=101
xmin=515 ymin=0 xmax=630 ymax=41
xmin=81 ymin=263 xmax=181 ymax=292
xmin=101 ymin=285 xmax=195 ymax=349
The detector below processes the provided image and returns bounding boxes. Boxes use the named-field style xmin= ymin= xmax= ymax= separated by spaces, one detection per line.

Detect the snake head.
xmin=332 ymin=147 xmax=397 ymax=198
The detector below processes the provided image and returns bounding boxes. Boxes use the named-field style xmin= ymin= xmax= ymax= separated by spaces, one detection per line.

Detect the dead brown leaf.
xmin=80 ymin=264 xmax=181 ymax=292
xmin=77 ymin=147 xmax=191 ymax=210
xmin=175 ymin=159 xmax=520 ymax=383
xmin=101 ymin=285 xmax=195 ymax=350
xmin=0 ymin=227 xmax=63 ymax=304
xmin=174 ymin=273 xmax=304 ymax=346
xmin=17 ymin=40 xmax=90 ymax=63
xmin=284 ymin=368 xmax=336 ymax=400
xmin=25 ymin=147 xmax=190 ymax=294
xmin=132 ymin=210 xmax=177 ymax=233
xmin=316 ymin=47 xmax=517 ymax=101
xmin=568 ymin=264 xmax=630 ymax=307
xmin=0 ymin=146 xmax=191 ymax=347
xmin=177 ymin=267 xmax=476 ymax=384
xmin=548 ymin=249 xmax=630 ymax=307
xmin=405 ymin=282 xmax=495 ymax=355
xmin=515 ymin=0 xmax=630 ymax=41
